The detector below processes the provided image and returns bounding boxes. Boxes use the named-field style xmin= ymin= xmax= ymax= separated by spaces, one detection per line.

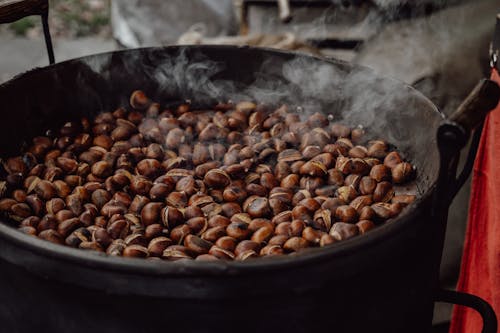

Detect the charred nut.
xmin=20 ymin=216 xmax=40 ymax=228
xmin=291 ymin=206 xmax=311 ymax=223
xmin=226 ymin=222 xmax=250 ymax=240
xmin=38 ymin=214 xmax=57 ymax=232
xmin=209 ymin=246 xmax=235 ymax=260
xmin=148 ymin=237 xmax=172 ymax=257
xmin=92 ymin=227 xmax=112 ymax=247
xmin=271 ymin=210 xmax=292 ymax=225
xmin=136 ymin=159 xmax=162 ymax=179
xmin=167 ymin=222 xmax=191 ymax=244
xmin=162 ymin=245 xmax=192 ymax=261
xmin=384 ymin=151 xmax=403 ymax=169
xmin=367 ymin=140 xmax=388 ymax=159
xmin=106 ymin=219 xmax=129 ymax=239
xmin=65 ymin=227 xmax=90 ymax=247
xmin=129 ymin=195 xmax=150 ymax=214
xmin=39 ymin=229 xmax=63 ymax=244
xmin=91 ymin=161 xmax=112 ymax=178
xmin=321 ymin=197 xmax=346 ymax=212
xmin=130 ymin=176 xmax=153 ymax=196
xmin=251 ymin=225 xmax=274 ymax=244
xmin=275 ymin=222 xmax=293 ymax=237
xmin=359 ymin=206 xmax=376 ymax=221
xmin=329 ymin=222 xmax=359 ymax=241
xmin=280 ymin=174 xmax=300 ymax=189
xmin=124 ymin=233 xmax=148 ymax=247
xmin=184 ymin=205 xmax=204 ymax=220
xmin=371 ymin=202 xmax=394 ymax=220
xmin=144 ymin=223 xmax=164 ymax=240
xmin=161 ymin=206 xmax=184 ymax=229
xmin=243 ymin=196 xmax=270 ymax=218
xmin=106 ymin=239 xmax=126 ymax=256
xmin=34 ymin=180 xmax=56 ymax=200
xmin=221 ymin=202 xmax=243 ymax=218
xmin=25 ymin=195 xmax=43 ymax=215
xmin=234 ymin=240 xmax=261 ymax=257
xmin=369 ymin=164 xmax=391 ymax=182
xmin=215 ymin=236 xmax=238 ymax=252
xmin=236 ymin=250 xmax=258 ymax=261
xmin=392 ymin=162 xmax=414 ymax=184
xmin=166 ymin=191 xmax=187 ymax=208
xmin=204 ymin=169 xmax=231 ymax=188
xmin=278 ymin=149 xmax=302 ymax=163
xmin=283 ymin=237 xmax=309 ymax=252
xmin=312 ymin=209 xmax=333 ymax=231
xmin=299 ymin=161 xmax=327 ymax=177
xmin=298 ymin=198 xmax=321 ymax=213
xmin=373 ymin=181 xmax=395 ymax=203
xmin=356 ymin=220 xmax=376 ymax=234
xmin=208 ymin=214 xmax=231 ymax=228
xmin=57 ymin=217 xmax=82 ymax=238
xmin=91 ymin=189 xmax=112 ymax=209
xmin=202 ymin=226 xmax=226 ymax=242
xmin=0 ymin=198 xmax=17 ymax=212
xmin=184 ymin=234 xmax=212 ymax=255
xmin=344 ymin=173 xmax=362 ymax=190
xmin=299 ymin=176 xmax=324 ymax=192
xmin=195 ymin=254 xmax=219 ymax=261
xmin=223 ymin=185 xmax=247 ymax=202
xmin=336 ymin=186 xmax=358 ymax=203
xmin=268 ymin=235 xmax=289 ymax=247
xmin=129 ymin=90 xmax=150 ymax=109
xmin=186 ymin=216 xmax=208 ymax=235
xmin=335 ymin=205 xmax=358 ymax=223
xmin=123 ymin=245 xmax=149 ymax=258
xmin=290 ymin=220 xmax=306 ymax=236
xmin=359 ymin=176 xmax=377 ymax=195
xmin=302 ymin=227 xmax=325 ymax=244
xmin=320 ymin=234 xmax=336 ymax=247
xmin=349 ymin=195 xmax=373 ymax=211
xmin=260 ymin=245 xmax=284 ymax=256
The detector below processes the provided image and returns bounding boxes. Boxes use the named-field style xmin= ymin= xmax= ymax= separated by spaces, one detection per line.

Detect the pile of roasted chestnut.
xmin=0 ymin=90 xmax=416 ymax=261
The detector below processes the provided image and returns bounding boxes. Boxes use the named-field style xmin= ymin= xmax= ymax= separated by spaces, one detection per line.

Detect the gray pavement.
xmin=0 ymin=36 xmax=117 ymax=84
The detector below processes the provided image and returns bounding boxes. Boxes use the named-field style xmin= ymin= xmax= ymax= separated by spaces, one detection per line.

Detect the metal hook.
xmin=490 ymin=51 xmax=498 ymax=70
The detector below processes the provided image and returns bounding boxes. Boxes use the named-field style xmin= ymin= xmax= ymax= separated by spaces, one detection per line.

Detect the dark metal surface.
xmin=41 ymin=12 xmax=54 ymax=64
xmin=435 ymin=289 xmax=498 ymax=333
xmin=0 ymin=45 xmax=490 ymax=332
xmin=491 ymin=14 xmax=500 ymax=70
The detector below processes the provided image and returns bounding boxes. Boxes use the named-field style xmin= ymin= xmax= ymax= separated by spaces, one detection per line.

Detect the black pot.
xmin=0 ymin=46 xmax=495 ymax=333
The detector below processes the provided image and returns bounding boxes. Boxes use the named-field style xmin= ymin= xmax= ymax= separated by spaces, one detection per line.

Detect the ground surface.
xmin=0 ymin=0 xmax=113 ymax=83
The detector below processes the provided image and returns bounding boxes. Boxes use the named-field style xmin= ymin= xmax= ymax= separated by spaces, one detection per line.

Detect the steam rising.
xmin=80 ymin=46 xmax=438 ymax=148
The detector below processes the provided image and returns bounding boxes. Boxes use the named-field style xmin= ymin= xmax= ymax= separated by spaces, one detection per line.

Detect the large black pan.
xmin=0 ymin=45 xmax=495 ymax=333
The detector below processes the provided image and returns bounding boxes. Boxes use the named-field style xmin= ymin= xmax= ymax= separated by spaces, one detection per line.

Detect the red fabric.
xmin=450 ymin=68 xmax=500 ymax=333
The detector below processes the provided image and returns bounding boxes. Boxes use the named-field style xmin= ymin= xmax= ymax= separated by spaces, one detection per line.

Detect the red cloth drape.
xmin=450 ymin=68 xmax=500 ymax=333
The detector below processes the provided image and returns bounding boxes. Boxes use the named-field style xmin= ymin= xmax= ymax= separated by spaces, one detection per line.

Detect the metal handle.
xmin=0 ymin=0 xmax=54 ymax=64
xmin=277 ymin=0 xmax=292 ymax=23
xmin=490 ymin=14 xmax=500 ymax=71
xmin=434 ymin=289 xmax=498 ymax=333
xmin=449 ymin=79 xmax=500 ymax=134
xmin=446 ymin=79 xmax=499 ymax=201
xmin=437 ymin=79 xmax=500 ymax=206
xmin=431 ymin=79 xmax=500 ymax=308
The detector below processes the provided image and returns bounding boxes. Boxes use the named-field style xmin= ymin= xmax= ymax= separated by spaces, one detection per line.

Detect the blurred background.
xmin=0 ymin=0 xmax=498 ymax=331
